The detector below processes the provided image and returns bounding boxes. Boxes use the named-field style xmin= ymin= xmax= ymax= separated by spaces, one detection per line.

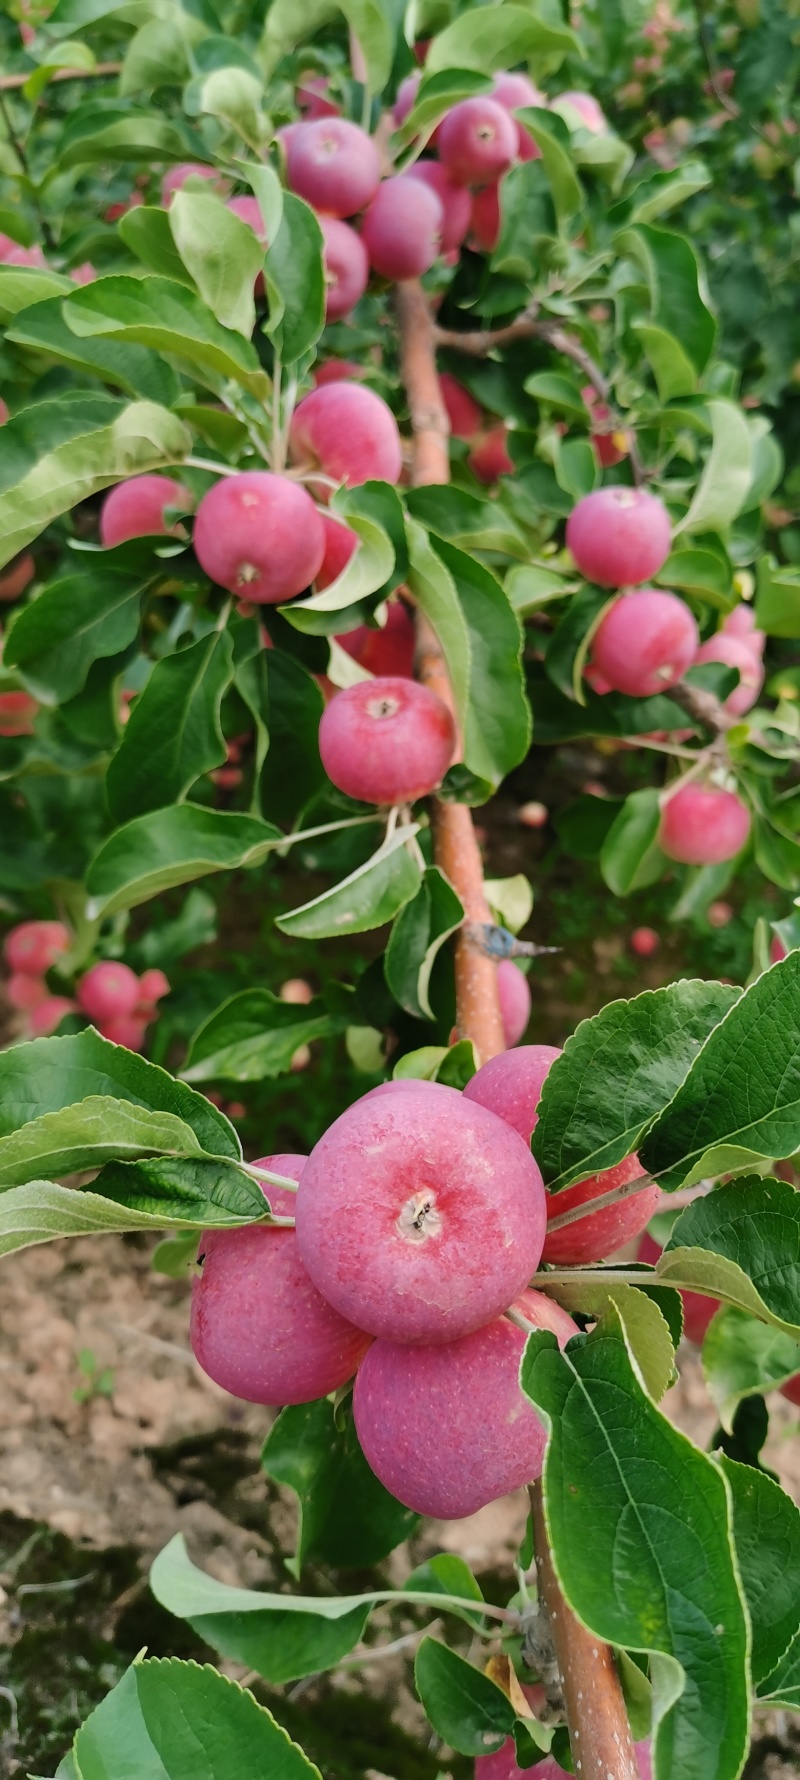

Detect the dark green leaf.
xmin=275 ymin=828 xmax=422 ymax=939
xmin=58 ymin=102 xmax=193 ymax=170
xmin=702 ymin=1306 xmax=800 ymax=1429
xmin=90 ymin=1153 xmax=270 ymax=1224
xmin=107 ymin=629 xmax=234 ymax=822
xmin=4 ymin=547 xmax=157 ymax=702
xmin=262 ymin=1398 xmax=418 ymax=1575
xmin=170 ymin=189 xmax=265 ymax=337
xmin=425 ymin=5 xmax=578 ymax=74
xmin=182 ymin=989 xmax=343 ymax=1082
xmin=384 ymin=865 xmax=463 ymax=1020
xmin=545 ymin=584 xmax=611 ymax=705
xmin=118 ymin=205 xmax=198 ymax=287
xmin=63 ymin=275 xmax=270 ymax=398
xmin=0 ymin=1096 xmax=202 ymax=1191
xmin=7 ymin=296 xmax=182 ymax=405
xmin=599 ymin=787 xmax=666 ymax=894
xmin=414 ymin=1639 xmax=516 ymax=1757
xmin=721 ymin=1457 xmax=800 ymax=1687
xmin=86 ymin=804 xmax=282 ymax=917
xmin=661 ymin=1177 xmax=800 ymax=1338
xmin=265 ymin=194 xmax=325 ymax=365
xmin=431 ymin=537 xmax=529 ymax=786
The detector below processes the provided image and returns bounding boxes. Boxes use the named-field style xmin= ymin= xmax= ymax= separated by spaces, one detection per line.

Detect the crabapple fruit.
xmin=781 ymin=1373 xmax=800 ymax=1408
xmin=476 ymin=1737 xmax=651 ymax=1780
xmin=463 ymin=1043 xmax=562 ymax=1143
xmin=313 ymin=358 xmax=362 ymax=386
xmin=492 ymin=71 xmax=545 ymax=160
xmin=193 ymin=472 xmax=325 ymax=603
xmin=722 ymin=604 xmax=765 ymax=656
xmin=315 ymin=513 xmax=358 ymax=589
xmin=693 ymin=631 xmax=764 ymax=716
xmin=77 ymin=961 xmax=141 ymax=1023
xmin=286 ymin=118 xmax=380 ymax=218
xmin=161 ymin=163 xmax=223 ymax=203
xmin=137 ymin=968 xmax=170 ymax=1007
xmin=438 ymin=97 xmax=518 ymax=187
xmin=4 ymin=921 xmax=70 ymax=975
xmin=191 ymin=1155 xmax=372 ymax=1406
xmin=0 ymin=552 xmax=34 ymax=601
xmin=99 ymin=475 xmax=192 ymax=548
xmin=6 ymin=973 xmax=48 ymax=1011
xmin=468 ymin=424 xmax=514 ymax=483
xmin=638 ymin=1231 xmax=718 ymax=1344
xmin=280 ymin=978 xmax=314 ymax=1004
xmin=771 ymin=934 xmax=788 ymax=964
xmin=659 ymin=784 xmax=751 ymax=866
xmin=295 ymin=1088 xmax=547 ymax=1345
xmin=28 ymin=996 xmax=76 ymax=1037
xmin=319 ymin=216 xmax=369 ymax=320
xmin=588 ymin=589 xmax=698 ymax=698
xmin=497 ymin=959 xmax=532 ymax=1047
xmin=631 ymin=926 xmax=660 ymax=957
xmin=353 ymin=1289 xmax=576 ymax=1519
xmin=439 ymin=373 xmax=482 ymax=440
xmin=557 ymin=90 xmax=607 ymax=132
xmin=470 ymin=183 xmax=501 ymax=253
xmin=337 ymin=600 xmax=416 ymax=678
xmin=393 ymin=72 xmax=421 ymax=127
xmin=402 ymin=161 xmax=471 ymax=253
xmin=541 ymin=1153 xmax=660 ymax=1265
xmin=99 ymin=1014 xmax=148 ymax=1050
xmin=289 ymin=383 xmax=403 ymax=491
xmin=362 ymin=175 xmax=442 ymax=280
xmin=318 ymin=676 xmax=455 ymax=804
xmin=566 ymin=487 xmax=672 ymax=587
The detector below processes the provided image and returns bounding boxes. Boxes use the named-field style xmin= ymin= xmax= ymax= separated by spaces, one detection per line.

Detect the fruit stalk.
xmin=530 ymin=1480 xmax=641 ymax=1780
xmin=397 ymin=277 xmax=506 ymax=1062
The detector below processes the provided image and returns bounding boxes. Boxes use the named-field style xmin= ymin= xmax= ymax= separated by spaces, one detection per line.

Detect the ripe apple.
xmin=28 ymin=996 xmax=76 ymax=1037
xmin=468 ymin=424 xmax=514 ymax=483
xmin=4 ymin=920 xmax=70 ymax=974
xmin=463 ymin=1043 xmax=562 ymax=1143
xmin=77 ymin=961 xmax=141 ymax=1023
xmin=393 ymin=72 xmax=421 ymax=127
xmin=0 ymin=552 xmax=35 ymax=602
xmin=470 ymin=183 xmax=501 ymax=253
xmin=630 ymin=926 xmax=660 ymax=957
xmin=353 ymin=1287 xmax=576 ymax=1519
xmin=361 ymin=175 xmax=443 ymax=280
xmin=337 ymin=599 xmax=416 ymax=678
xmin=438 ymin=97 xmax=518 ymax=187
xmin=161 ymin=163 xmax=224 ymax=204
xmin=439 ymin=372 xmax=483 ymax=439
xmin=99 ymin=475 xmax=192 ymax=548
xmin=492 ymin=71 xmax=545 ymax=160
xmin=315 ymin=513 xmax=359 ymax=589
xmin=693 ymin=632 xmax=764 ymax=716
xmin=193 ymin=472 xmax=326 ymax=603
xmin=638 ymin=1230 xmax=718 ymax=1344
xmin=659 ymin=784 xmax=751 ymax=866
xmin=295 ymin=1087 xmax=547 ymax=1344
xmin=286 ymin=118 xmax=380 ymax=218
xmin=191 ymin=1155 xmax=372 ymax=1405
xmin=7 ymin=973 xmax=48 ymax=1011
xmin=402 ymin=161 xmax=472 ymax=253
xmin=497 ymin=959 xmax=532 ymax=1047
xmin=319 ymin=215 xmax=369 ymax=320
xmin=588 ymin=588 xmax=698 ymax=698
xmin=557 ymin=91 xmax=607 ymax=132
xmin=566 ymin=487 xmax=672 ymax=587
xmin=319 ymin=676 xmax=455 ymax=804
xmin=541 ymin=1153 xmax=660 ymax=1265
xmin=0 ymin=691 xmax=37 ymax=736
xmin=290 ymin=382 xmax=404 ymax=491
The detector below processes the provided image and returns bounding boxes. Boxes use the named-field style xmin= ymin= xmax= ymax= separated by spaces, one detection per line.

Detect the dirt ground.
xmin=0 ymin=1233 xmax=798 ymax=1777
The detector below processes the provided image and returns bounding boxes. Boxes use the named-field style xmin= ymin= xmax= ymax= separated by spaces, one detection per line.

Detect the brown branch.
xmin=0 ymin=62 xmax=122 ymax=92
xmin=530 ymin=1483 xmax=640 ymax=1780
xmin=669 ymin=677 xmax=735 ymax=734
xmin=397 ymin=278 xmax=506 ymax=1063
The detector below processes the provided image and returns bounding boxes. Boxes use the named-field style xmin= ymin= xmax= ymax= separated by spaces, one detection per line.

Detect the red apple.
xmin=541 ymin=1153 xmax=660 ymax=1265
xmin=463 ymin=1043 xmax=562 ymax=1143
xmin=589 ymin=588 xmax=698 ymax=698
xmin=193 ymin=472 xmax=326 ymax=603
xmin=286 ymin=118 xmax=380 ymax=218
xmin=289 ymin=383 xmax=403 ymax=490
xmin=659 ymin=784 xmax=751 ymax=866
xmin=566 ymin=487 xmax=672 ymax=587
xmin=100 ymin=475 xmax=192 ymax=548
xmin=319 ymin=676 xmax=455 ymax=804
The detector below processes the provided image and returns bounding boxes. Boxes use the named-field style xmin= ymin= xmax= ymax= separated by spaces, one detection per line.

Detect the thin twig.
xmin=0 ymin=62 xmax=122 ymax=92
xmin=543 ymin=1172 xmax=655 ymax=1234
xmin=669 ymin=676 xmax=735 ymax=734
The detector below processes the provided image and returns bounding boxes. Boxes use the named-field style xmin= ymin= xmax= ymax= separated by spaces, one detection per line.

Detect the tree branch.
xmin=397 ymin=277 xmax=506 ymax=1063
xmin=0 ymin=62 xmax=122 ymax=92
xmin=669 ymin=677 xmax=735 ymax=734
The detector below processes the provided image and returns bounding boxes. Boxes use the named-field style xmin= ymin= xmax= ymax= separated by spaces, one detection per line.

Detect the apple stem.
xmin=397 ymin=276 xmax=639 ymax=1780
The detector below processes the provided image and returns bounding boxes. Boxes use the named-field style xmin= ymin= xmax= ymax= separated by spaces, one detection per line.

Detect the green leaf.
xmin=58 ymin=103 xmax=193 ymax=170
xmin=384 ymin=865 xmax=463 ymax=1019
xmin=120 ymin=15 xmax=191 ymax=95
xmin=538 ymin=1280 xmax=676 ymax=1401
xmin=0 ymin=265 xmax=74 ymax=321
xmin=552 ymin=433 xmax=598 ymax=501
xmin=151 ymin=1230 xmax=200 ymax=1277
xmin=339 ymin=0 xmax=396 ymax=93
xmin=525 ymin=371 xmax=587 ymax=417
xmin=484 ymin=873 xmax=533 ymax=935
xmin=658 ymin=1176 xmax=800 ymax=1338
xmin=275 ymin=827 xmax=422 ymax=939
xmin=262 ymin=1398 xmax=418 ymax=1576
xmin=0 ymin=1176 xmax=245 ymax=1262
xmin=516 ymin=107 xmax=583 ymax=226
xmin=3 ymin=547 xmax=157 ymax=703
xmin=0 ymin=1096 xmax=203 ymax=1191
xmin=522 ymin=1314 xmax=750 ymax=1780
xmin=655 ymin=542 xmax=733 ymax=608
xmin=63 ymin=276 xmax=270 ymax=399
xmin=118 ymin=205 xmax=198 ymax=287
xmin=264 ymin=194 xmax=325 ymax=365
xmin=406 ymin=517 xmax=469 ymax=732
xmin=505 ymin=562 xmax=570 ymax=615
xmin=414 ymin=1639 xmax=517 ymax=1758
xmin=532 ymin=979 xmax=741 ymax=1192
xmin=640 ymin=951 xmax=800 ymax=1190
xmin=425 ymin=5 xmax=578 ymax=75
xmin=755 ymin=554 xmax=800 ymax=639
xmin=599 ymin=786 xmax=666 ymax=895
xmin=259 ymin=651 xmax=326 ymax=826
xmin=619 ymin=161 xmax=711 ymax=225
xmin=431 ymin=537 xmax=530 ymax=787
xmin=544 ymin=584 xmax=611 ymax=705
xmin=107 ymin=629 xmax=234 ymax=823
xmin=259 ymin=0 xmax=339 ymax=78
xmin=7 ymin=296 xmax=182 ymax=406
xmin=619 ymin=222 xmax=715 ymax=399
xmin=758 ymin=1630 xmax=800 ymax=1709
xmin=285 ymin=507 xmax=395 ymax=627
xmin=182 ymin=989 xmax=343 ymax=1082
xmin=193 ymin=66 xmax=266 ymax=145
xmin=169 ymin=190 xmax=264 ymax=337
xmin=0 ymin=394 xmax=191 ymax=572
xmin=406 ymin=483 xmax=528 ymax=559
xmin=721 ymin=1457 xmax=800 ymax=1688
xmin=90 ymin=1153 xmax=271 ymax=1224
xmin=676 ymin=400 xmax=753 ymax=536
xmin=393 ymin=69 xmax=492 ymax=152
xmin=702 ymin=1306 xmax=800 ymax=1429
xmin=86 ymin=804 xmax=282 ymax=917
xmin=70 ymin=1657 xmax=321 ymax=1778
xmin=0 ymin=1028 xmax=239 ymax=1160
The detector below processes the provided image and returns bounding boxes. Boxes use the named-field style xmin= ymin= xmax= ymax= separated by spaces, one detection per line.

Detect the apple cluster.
xmin=2 ymin=922 xmax=168 ymax=1046
xmin=191 ymin=1046 xmax=659 ymax=1520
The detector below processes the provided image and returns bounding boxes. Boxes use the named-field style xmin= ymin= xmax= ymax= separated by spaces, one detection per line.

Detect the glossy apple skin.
xmin=193 ymin=472 xmax=326 ymax=604
xmin=4 ymin=921 xmax=70 ymax=974
xmin=463 ymin=1044 xmax=562 ymax=1143
xmin=77 ymin=961 xmax=141 ymax=1022
xmin=470 ymin=183 xmax=501 ymax=252
xmin=337 ymin=600 xmax=416 ymax=678
xmin=315 ymin=513 xmax=358 ymax=590
xmin=566 ymin=487 xmax=672 ymax=588
xmin=319 ymin=676 xmax=455 ymax=805
xmin=286 ymin=118 xmax=380 ymax=218
xmin=492 ymin=71 xmax=545 ymax=160
xmin=438 ymin=97 xmax=518 ymax=187
xmin=295 ymin=1088 xmax=547 ymax=1345
xmin=361 ymin=176 xmax=442 ymax=280
xmin=589 ymin=588 xmax=698 ymax=697
xmin=497 ymin=960 xmax=532 ymax=1047
xmin=468 ymin=425 xmax=514 ymax=483
xmin=191 ymin=1155 xmax=372 ymax=1406
xmin=541 ymin=1153 xmax=660 ymax=1265
xmin=393 ymin=72 xmax=421 ymax=127
xmin=659 ymin=785 xmax=751 ymax=866
xmin=319 ymin=215 xmax=369 ymax=320
xmin=100 ymin=475 xmax=192 ymax=548
xmin=439 ymin=373 xmax=483 ymax=439
xmin=693 ymin=632 xmax=764 ymax=716
xmin=289 ymin=383 xmax=404 ymax=491
xmin=353 ymin=1289 xmax=576 ymax=1519
xmin=402 ymin=162 xmax=472 ymax=253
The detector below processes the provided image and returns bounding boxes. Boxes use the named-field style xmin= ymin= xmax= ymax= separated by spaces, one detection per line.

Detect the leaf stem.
xmin=242 ymin=1163 xmax=299 ymax=1192
xmin=185 ymin=456 xmax=240 ymax=477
